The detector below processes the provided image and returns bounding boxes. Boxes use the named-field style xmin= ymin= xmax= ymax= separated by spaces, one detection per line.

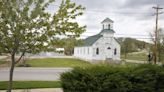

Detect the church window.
xmin=114 ymin=48 xmax=117 ymax=55
xmin=88 ymin=48 xmax=89 ymax=54
xmin=96 ymin=48 xmax=99 ymax=55
xmin=108 ymin=24 xmax=110 ymax=29
xmin=107 ymin=47 xmax=111 ymax=49
xmin=103 ymin=25 xmax=104 ymax=29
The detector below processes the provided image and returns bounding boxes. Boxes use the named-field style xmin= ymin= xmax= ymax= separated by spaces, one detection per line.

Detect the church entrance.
xmin=106 ymin=47 xmax=112 ymax=59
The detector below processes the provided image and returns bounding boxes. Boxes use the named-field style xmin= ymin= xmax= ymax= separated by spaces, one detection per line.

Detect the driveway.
xmin=0 ymin=68 xmax=72 ymax=81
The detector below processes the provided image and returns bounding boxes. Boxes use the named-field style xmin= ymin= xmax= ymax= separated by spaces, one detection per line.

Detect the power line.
xmin=50 ymin=4 xmax=158 ymax=16
xmin=85 ymin=11 xmax=153 ymax=15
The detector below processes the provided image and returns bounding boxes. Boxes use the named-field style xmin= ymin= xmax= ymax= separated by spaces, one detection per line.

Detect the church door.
xmin=106 ymin=46 xmax=112 ymax=59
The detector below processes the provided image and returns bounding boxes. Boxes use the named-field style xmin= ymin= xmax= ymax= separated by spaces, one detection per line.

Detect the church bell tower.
xmin=101 ymin=18 xmax=113 ymax=30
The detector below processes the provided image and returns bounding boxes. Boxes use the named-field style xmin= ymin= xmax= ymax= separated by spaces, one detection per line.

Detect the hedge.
xmin=61 ymin=65 xmax=164 ymax=92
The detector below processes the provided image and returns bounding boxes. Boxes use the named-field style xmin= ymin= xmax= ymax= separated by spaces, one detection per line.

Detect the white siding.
xmin=74 ymin=18 xmax=121 ymax=62
xmin=74 ymin=34 xmax=120 ymax=62
xmin=74 ymin=47 xmax=93 ymax=61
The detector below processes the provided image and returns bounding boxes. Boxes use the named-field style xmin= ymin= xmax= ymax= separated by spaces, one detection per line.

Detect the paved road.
xmin=0 ymin=68 xmax=72 ymax=81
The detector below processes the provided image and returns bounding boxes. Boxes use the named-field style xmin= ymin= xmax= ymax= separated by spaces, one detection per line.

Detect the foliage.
xmin=17 ymin=63 xmax=31 ymax=67
xmin=52 ymin=38 xmax=83 ymax=55
xmin=150 ymin=28 xmax=164 ymax=63
xmin=157 ymin=29 xmax=164 ymax=63
xmin=118 ymin=38 xmax=151 ymax=54
xmin=61 ymin=64 xmax=164 ymax=92
xmin=63 ymin=38 xmax=83 ymax=55
xmin=0 ymin=81 xmax=61 ymax=90
xmin=0 ymin=0 xmax=85 ymax=91
xmin=0 ymin=0 xmax=85 ymax=56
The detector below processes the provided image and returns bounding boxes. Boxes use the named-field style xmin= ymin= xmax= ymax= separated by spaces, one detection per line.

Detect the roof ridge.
xmin=101 ymin=18 xmax=113 ymax=23
xmin=83 ymin=34 xmax=102 ymax=46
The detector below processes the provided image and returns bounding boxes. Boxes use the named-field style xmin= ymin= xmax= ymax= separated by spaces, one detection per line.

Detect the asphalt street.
xmin=0 ymin=68 xmax=72 ymax=81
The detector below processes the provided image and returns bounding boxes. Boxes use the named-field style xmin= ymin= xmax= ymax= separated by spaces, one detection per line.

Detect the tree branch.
xmin=15 ymin=51 xmax=25 ymax=64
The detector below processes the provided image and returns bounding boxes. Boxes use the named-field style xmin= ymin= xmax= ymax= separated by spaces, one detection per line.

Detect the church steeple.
xmin=101 ymin=18 xmax=113 ymax=30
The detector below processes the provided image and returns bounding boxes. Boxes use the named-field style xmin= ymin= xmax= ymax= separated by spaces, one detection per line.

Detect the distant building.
xmin=74 ymin=18 xmax=120 ymax=62
xmin=56 ymin=48 xmax=65 ymax=53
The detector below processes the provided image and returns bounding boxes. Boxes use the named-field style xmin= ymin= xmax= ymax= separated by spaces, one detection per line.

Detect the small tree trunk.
xmin=7 ymin=54 xmax=15 ymax=92
xmin=21 ymin=55 xmax=25 ymax=65
xmin=124 ymin=53 xmax=127 ymax=60
xmin=124 ymin=48 xmax=127 ymax=60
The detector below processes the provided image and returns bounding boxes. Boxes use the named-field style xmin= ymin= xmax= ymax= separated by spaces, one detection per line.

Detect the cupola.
xmin=101 ymin=18 xmax=113 ymax=30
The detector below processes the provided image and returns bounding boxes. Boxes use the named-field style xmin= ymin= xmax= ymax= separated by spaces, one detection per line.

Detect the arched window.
xmin=96 ymin=48 xmax=99 ymax=55
xmin=103 ymin=25 xmax=104 ymax=29
xmin=114 ymin=48 xmax=117 ymax=55
xmin=107 ymin=47 xmax=111 ymax=49
xmin=108 ymin=24 xmax=110 ymax=29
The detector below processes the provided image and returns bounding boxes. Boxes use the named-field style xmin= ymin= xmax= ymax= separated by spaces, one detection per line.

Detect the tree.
xmin=51 ymin=38 xmax=83 ymax=55
xmin=157 ymin=29 xmax=164 ymax=63
xmin=150 ymin=28 xmax=164 ymax=64
xmin=0 ymin=0 xmax=85 ymax=91
xmin=63 ymin=38 xmax=83 ymax=55
xmin=120 ymin=38 xmax=137 ymax=59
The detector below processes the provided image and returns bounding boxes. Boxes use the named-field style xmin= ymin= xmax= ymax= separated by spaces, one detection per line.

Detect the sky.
xmin=47 ymin=0 xmax=164 ymax=42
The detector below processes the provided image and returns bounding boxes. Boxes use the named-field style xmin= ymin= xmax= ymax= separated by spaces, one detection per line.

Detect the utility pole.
xmin=153 ymin=5 xmax=163 ymax=64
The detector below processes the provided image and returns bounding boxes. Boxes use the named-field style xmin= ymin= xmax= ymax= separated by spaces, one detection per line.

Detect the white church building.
xmin=74 ymin=18 xmax=120 ymax=62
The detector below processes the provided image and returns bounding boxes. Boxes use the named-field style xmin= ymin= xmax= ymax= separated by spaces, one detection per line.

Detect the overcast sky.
xmin=48 ymin=0 xmax=164 ymax=42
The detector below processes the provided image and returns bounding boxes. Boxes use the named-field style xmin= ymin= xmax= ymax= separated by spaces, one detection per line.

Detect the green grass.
xmin=26 ymin=58 xmax=91 ymax=67
xmin=0 ymin=60 xmax=7 ymax=65
xmin=0 ymin=81 xmax=61 ymax=90
xmin=160 ymin=54 xmax=164 ymax=63
xmin=121 ymin=52 xmax=164 ymax=63
xmin=121 ymin=53 xmax=147 ymax=61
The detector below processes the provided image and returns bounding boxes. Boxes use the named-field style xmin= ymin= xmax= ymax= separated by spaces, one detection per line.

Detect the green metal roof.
xmin=99 ymin=29 xmax=115 ymax=34
xmin=83 ymin=34 xmax=102 ymax=46
xmin=82 ymin=29 xmax=116 ymax=46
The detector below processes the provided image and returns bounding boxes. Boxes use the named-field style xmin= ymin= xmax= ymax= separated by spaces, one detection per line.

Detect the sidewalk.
xmin=0 ymin=67 xmax=72 ymax=81
xmin=0 ymin=88 xmax=63 ymax=92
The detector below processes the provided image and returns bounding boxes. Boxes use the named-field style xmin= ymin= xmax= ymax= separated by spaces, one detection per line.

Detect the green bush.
xmin=17 ymin=63 xmax=31 ymax=67
xmin=61 ymin=65 xmax=164 ymax=92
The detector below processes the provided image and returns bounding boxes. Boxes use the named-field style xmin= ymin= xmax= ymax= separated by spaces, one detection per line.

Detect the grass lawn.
xmin=160 ymin=54 xmax=164 ymax=63
xmin=0 ymin=60 xmax=7 ymax=65
xmin=26 ymin=58 xmax=91 ymax=67
xmin=121 ymin=52 xmax=147 ymax=61
xmin=0 ymin=81 xmax=61 ymax=90
xmin=121 ymin=52 xmax=164 ymax=63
